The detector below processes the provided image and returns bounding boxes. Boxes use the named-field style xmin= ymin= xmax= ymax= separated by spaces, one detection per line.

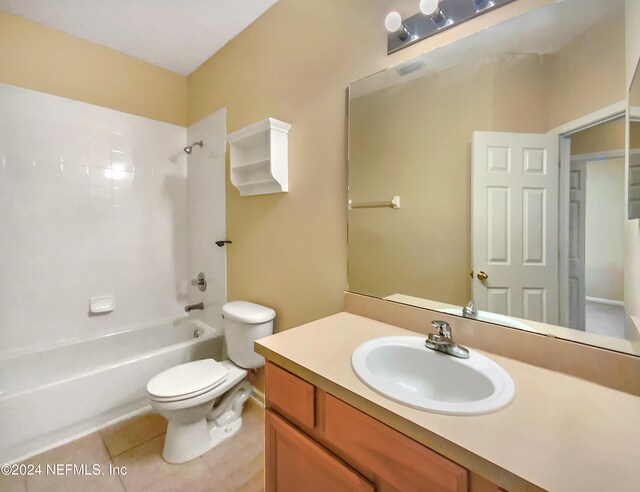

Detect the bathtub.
xmin=0 ymin=317 xmax=223 ymax=464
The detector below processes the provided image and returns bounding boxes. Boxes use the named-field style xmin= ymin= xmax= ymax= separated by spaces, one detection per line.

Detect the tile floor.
xmin=0 ymin=400 xmax=265 ymax=492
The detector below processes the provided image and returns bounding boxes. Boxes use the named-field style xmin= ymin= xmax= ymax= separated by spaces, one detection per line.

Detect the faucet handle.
xmin=191 ymin=272 xmax=207 ymax=292
xmin=463 ymin=299 xmax=477 ymax=319
xmin=431 ymin=320 xmax=452 ymax=338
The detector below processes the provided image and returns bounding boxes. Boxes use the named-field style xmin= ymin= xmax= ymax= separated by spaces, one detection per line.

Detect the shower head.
xmin=183 ymin=140 xmax=203 ymax=155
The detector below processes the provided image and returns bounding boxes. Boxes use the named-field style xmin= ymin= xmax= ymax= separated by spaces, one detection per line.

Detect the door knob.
xmin=477 ymin=271 xmax=489 ymax=281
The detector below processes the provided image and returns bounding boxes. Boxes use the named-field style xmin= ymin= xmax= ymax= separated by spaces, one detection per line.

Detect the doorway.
xmin=562 ymin=117 xmax=627 ymax=338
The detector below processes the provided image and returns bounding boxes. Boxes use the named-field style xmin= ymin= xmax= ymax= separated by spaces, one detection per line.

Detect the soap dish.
xmin=90 ymin=295 xmax=115 ymax=314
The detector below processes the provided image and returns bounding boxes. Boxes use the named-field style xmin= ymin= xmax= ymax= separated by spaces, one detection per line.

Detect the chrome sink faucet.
xmin=462 ymin=299 xmax=478 ymax=319
xmin=425 ymin=321 xmax=470 ymax=359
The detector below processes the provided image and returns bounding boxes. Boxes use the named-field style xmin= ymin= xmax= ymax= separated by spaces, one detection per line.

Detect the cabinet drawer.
xmin=319 ymin=391 xmax=468 ymax=492
xmin=266 ymin=410 xmax=374 ymax=492
xmin=265 ymin=362 xmax=315 ymax=430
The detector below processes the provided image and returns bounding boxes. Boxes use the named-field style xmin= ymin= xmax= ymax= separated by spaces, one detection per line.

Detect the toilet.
xmin=146 ymin=301 xmax=275 ymax=464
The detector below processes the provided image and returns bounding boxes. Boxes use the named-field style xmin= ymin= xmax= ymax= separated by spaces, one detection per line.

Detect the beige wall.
xmin=585 ymin=158 xmax=625 ymax=301
xmin=632 ymin=122 xmax=640 ymax=150
xmin=626 ymin=0 xmax=640 ymax=89
xmin=546 ymin=9 xmax=626 ymax=130
xmin=571 ymin=118 xmax=626 ymax=156
xmin=0 ymin=11 xmax=187 ymax=126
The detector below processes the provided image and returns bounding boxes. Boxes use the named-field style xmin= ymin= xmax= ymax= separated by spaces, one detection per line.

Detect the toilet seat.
xmin=147 ymin=359 xmax=228 ymax=402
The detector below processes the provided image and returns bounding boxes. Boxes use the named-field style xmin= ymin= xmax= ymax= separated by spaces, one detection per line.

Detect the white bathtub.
xmin=0 ymin=317 xmax=223 ymax=464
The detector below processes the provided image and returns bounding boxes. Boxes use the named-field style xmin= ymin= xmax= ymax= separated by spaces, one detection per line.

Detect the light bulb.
xmin=419 ymin=0 xmax=440 ymax=15
xmin=385 ymin=11 xmax=403 ymax=32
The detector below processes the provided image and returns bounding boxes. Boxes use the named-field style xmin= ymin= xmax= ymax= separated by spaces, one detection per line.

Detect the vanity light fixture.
xmin=385 ymin=11 xmax=414 ymax=41
xmin=419 ymin=0 xmax=448 ymax=28
xmin=386 ymin=0 xmax=515 ymax=55
xmin=419 ymin=0 xmax=440 ymax=14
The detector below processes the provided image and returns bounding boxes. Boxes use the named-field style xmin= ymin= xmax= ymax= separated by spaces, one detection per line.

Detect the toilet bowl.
xmin=146 ymin=301 xmax=275 ymax=464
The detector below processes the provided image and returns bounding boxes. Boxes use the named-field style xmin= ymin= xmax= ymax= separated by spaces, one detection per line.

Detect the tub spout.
xmin=185 ymin=303 xmax=204 ymax=313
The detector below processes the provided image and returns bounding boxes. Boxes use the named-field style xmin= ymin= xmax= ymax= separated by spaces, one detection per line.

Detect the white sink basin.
xmin=352 ymin=336 xmax=515 ymax=415
xmin=438 ymin=308 xmax=533 ymax=331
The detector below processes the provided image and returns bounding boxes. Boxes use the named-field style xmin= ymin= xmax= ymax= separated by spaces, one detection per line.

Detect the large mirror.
xmin=348 ymin=0 xmax=639 ymax=354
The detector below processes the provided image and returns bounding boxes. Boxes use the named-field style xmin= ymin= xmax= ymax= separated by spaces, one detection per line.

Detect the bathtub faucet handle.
xmin=191 ymin=272 xmax=207 ymax=292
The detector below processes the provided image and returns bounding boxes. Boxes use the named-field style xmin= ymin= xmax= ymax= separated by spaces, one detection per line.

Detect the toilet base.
xmin=162 ymin=417 xmax=243 ymax=464
xmin=160 ymin=379 xmax=252 ymax=464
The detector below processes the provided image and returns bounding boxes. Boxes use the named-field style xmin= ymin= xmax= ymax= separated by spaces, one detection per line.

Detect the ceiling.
xmin=0 ymin=0 xmax=279 ymax=76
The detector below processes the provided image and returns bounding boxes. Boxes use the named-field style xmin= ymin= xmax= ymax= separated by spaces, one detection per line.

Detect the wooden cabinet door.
xmin=265 ymin=362 xmax=315 ymax=431
xmin=318 ymin=391 xmax=468 ymax=492
xmin=265 ymin=409 xmax=374 ymax=492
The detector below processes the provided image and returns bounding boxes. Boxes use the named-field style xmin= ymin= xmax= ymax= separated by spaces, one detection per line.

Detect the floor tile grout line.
xmin=99 ymin=413 xmax=168 ymax=461
xmin=103 ymin=429 xmax=167 ymax=461
xmin=115 ymin=462 xmax=128 ymax=492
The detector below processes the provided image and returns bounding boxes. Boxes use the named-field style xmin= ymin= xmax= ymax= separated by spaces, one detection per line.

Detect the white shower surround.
xmin=0 ymin=83 xmax=191 ymax=355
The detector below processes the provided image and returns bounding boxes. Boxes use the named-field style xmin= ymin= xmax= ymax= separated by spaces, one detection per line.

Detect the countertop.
xmin=255 ymin=312 xmax=640 ymax=492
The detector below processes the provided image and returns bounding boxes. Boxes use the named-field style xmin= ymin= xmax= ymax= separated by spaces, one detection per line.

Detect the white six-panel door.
xmin=568 ymin=159 xmax=587 ymax=330
xmin=472 ymin=131 xmax=559 ymax=324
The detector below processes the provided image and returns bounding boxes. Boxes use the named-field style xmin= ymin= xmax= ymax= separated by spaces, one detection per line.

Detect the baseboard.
xmin=250 ymin=387 xmax=265 ymax=407
xmin=586 ymin=296 xmax=625 ymax=307
xmin=628 ymin=316 xmax=640 ymax=342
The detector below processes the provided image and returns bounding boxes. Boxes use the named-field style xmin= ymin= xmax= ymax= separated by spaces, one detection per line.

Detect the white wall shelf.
xmin=228 ymin=118 xmax=291 ymax=196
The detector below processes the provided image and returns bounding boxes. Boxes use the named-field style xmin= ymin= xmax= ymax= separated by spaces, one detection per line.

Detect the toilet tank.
xmin=222 ymin=301 xmax=275 ymax=369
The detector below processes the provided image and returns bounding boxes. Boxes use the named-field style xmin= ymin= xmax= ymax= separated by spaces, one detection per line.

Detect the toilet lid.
xmin=147 ymin=359 xmax=229 ymax=400
xmin=222 ymin=301 xmax=276 ymax=324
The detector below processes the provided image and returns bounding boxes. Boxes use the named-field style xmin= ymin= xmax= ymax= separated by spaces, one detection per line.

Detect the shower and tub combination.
xmin=0 ymin=84 xmax=229 ymax=464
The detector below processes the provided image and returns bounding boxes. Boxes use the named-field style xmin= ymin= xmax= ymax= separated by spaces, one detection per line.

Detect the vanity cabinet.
xmin=265 ymin=362 xmax=503 ymax=492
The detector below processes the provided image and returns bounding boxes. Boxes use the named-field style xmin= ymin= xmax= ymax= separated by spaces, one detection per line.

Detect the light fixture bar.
xmin=387 ymin=0 xmax=517 ymax=55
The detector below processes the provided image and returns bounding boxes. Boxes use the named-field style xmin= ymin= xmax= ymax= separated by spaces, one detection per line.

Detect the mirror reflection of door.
xmin=568 ymin=160 xmax=586 ymax=331
xmin=471 ymin=131 xmax=559 ymax=325
xmin=471 ymin=121 xmax=626 ymax=338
